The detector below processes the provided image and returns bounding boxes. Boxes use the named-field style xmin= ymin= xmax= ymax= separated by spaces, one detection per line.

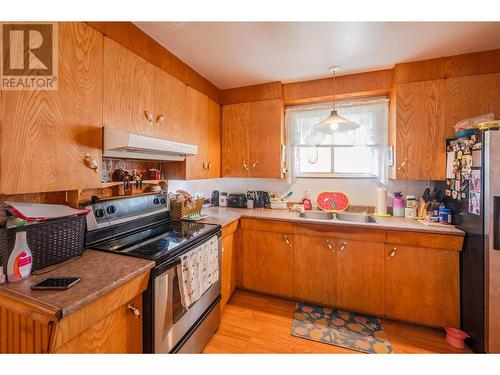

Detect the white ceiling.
xmin=135 ymin=22 xmax=500 ymax=89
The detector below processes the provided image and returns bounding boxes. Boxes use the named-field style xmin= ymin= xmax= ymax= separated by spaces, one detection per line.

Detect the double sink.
xmin=299 ymin=211 xmax=378 ymax=223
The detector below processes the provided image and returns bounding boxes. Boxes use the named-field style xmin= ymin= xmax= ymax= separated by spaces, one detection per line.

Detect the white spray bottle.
xmin=7 ymin=231 xmax=33 ymax=282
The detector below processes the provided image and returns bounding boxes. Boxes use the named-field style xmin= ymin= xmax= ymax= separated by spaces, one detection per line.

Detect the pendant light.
xmin=313 ymin=66 xmax=360 ymax=134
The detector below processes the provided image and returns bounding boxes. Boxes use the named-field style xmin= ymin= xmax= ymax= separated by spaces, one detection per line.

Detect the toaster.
xmin=227 ymin=193 xmax=247 ymax=208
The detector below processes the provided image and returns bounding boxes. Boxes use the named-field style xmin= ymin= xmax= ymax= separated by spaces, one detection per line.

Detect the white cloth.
xmin=178 ymin=236 xmax=219 ymax=308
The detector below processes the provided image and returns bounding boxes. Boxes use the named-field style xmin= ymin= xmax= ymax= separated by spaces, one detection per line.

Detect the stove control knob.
xmin=107 ymin=205 xmax=116 ymax=214
xmin=95 ymin=208 xmax=105 ymax=218
xmin=153 ymin=198 xmax=160 ymax=205
xmin=160 ymin=198 xmax=167 ymax=205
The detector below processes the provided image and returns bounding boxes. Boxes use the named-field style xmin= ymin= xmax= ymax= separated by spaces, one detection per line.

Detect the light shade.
xmin=313 ymin=110 xmax=360 ymax=133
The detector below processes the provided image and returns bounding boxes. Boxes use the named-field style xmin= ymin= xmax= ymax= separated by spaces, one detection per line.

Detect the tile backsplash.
xmin=169 ymin=177 xmax=434 ymax=208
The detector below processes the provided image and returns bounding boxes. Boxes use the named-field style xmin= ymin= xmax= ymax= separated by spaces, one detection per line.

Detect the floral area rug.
xmin=291 ymin=302 xmax=393 ymax=354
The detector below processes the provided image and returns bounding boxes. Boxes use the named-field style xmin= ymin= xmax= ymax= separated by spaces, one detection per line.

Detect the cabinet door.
xmin=103 ymin=37 xmax=155 ymax=136
xmin=221 ymin=233 xmax=235 ymax=309
xmin=54 ymin=294 xmax=143 ymax=353
xmin=242 ymin=229 xmax=293 ymax=298
xmin=395 ymin=79 xmax=446 ymax=180
xmin=336 ymin=240 xmax=385 ymax=315
xmin=248 ymin=99 xmax=283 ymax=178
xmin=221 ymin=102 xmax=251 ymax=177
xmin=154 ymin=67 xmax=188 ymax=142
xmin=385 ymin=244 xmax=460 ymax=328
xmin=184 ymin=87 xmax=209 ymax=179
xmin=0 ymin=22 xmax=103 ymax=194
xmin=206 ymin=98 xmax=221 ymax=178
xmin=446 ymin=73 xmax=500 ymax=129
xmin=293 ymin=235 xmax=336 ymax=306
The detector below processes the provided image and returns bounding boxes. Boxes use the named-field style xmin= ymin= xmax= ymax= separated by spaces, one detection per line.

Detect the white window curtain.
xmin=285 ymin=98 xmax=389 ymax=184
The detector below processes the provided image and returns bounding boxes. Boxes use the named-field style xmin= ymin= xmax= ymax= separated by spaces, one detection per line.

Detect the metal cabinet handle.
xmin=388 ymin=248 xmax=397 ymax=259
xmin=202 ymin=161 xmax=208 ymax=170
xmin=243 ymin=161 xmax=249 ymax=172
xmin=397 ymin=158 xmax=408 ymax=171
xmin=144 ymin=110 xmax=153 ymax=123
xmin=252 ymin=161 xmax=258 ymax=169
xmin=156 ymin=114 xmax=165 ymax=126
xmin=207 ymin=161 xmax=211 ymax=170
xmin=128 ymin=304 xmax=141 ymax=318
xmin=221 ymin=246 xmax=225 ymax=254
xmin=325 ymin=239 xmax=333 ymax=251
xmin=339 ymin=241 xmax=347 ymax=252
xmin=283 ymin=235 xmax=291 ymax=247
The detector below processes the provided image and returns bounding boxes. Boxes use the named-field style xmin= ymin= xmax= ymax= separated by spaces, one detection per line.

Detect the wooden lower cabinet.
xmin=53 ymin=294 xmax=143 ymax=354
xmin=221 ymin=233 xmax=236 ymax=309
xmin=385 ymin=244 xmax=460 ymax=328
xmin=0 ymin=271 xmax=149 ymax=353
xmin=238 ymin=219 xmax=463 ymax=329
xmin=336 ymin=240 xmax=385 ymax=315
xmin=241 ymin=229 xmax=293 ymax=298
xmin=293 ymin=235 xmax=336 ymax=306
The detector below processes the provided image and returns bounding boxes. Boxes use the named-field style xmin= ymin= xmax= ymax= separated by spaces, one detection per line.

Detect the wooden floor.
xmin=203 ymin=290 xmax=472 ymax=354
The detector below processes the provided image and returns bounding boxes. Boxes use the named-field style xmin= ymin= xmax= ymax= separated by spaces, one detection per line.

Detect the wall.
xmin=169 ymin=177 xmax=433 ymax=209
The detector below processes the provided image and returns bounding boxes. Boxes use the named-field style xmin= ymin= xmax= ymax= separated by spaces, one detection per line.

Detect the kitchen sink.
xmin=298 ymin=211 xmax=378 ymax=223
xmin=299 ymin=211 xmax=335 ymax=220
xmin=335 ymin=212 xmax=378 ymax=223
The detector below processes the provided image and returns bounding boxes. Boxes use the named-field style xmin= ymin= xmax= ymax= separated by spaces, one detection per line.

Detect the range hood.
xmin=103 ymin=127 xmax=198 ymax=161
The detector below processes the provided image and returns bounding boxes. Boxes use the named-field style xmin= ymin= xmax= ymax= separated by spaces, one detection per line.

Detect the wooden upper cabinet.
xmin=0 ymin=22 xmax=103 ymax=195
xmin=103 ymin=37 xmax=155 ymax=136
xmin=222 ymin=99 xmax=283 ymax=178
xmin=392 ymin=79 xmax=447 ymax=180
xmin=206 ymin=98 xmax=221 ymax=178
xmin=385 ymin=244 xmax=460 ymax=328
xmin=184 ymin=88 xmax=222 ymax=180
xmin=154 ymin=67 xmax=188 ymax=142
xmin=293 ymin=235 xmax=336 ymax=307
xmin=335 ymin=240 xmax=385 ymax=315
xmin=446 ymin=72 xmax=500 ymax=129
xmin=241 ymin=229 xmax=293 ymax=298
xmin=221 ymin=102 xmax=251 ymax=177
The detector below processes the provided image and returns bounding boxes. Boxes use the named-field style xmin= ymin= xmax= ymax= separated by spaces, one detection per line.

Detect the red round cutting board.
xmin=316 ymin=192 xmax=349 ymax=212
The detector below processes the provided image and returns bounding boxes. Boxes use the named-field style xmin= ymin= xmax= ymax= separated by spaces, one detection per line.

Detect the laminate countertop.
xmin=0 ymin=250 xmax=154 ymax=319
xmin=199 ymin=206 xmax=464 ymax=236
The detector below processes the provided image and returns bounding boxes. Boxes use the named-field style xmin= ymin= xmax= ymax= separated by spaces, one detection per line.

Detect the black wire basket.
xmin=0 ymin=214 xmax=86 ymax=272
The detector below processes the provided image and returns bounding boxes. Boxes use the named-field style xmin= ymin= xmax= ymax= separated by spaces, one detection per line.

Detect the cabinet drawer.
xmin=240 ymin=218 xmax=294 ymax=233
xmin=386 ymin=231 xmax=463 ymax=251
xmin=294 ymin=223 xmax=386 ymax=243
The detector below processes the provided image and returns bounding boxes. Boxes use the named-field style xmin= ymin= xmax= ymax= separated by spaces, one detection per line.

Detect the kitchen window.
xmin=285 ymin=98 xmax=389 ymax=183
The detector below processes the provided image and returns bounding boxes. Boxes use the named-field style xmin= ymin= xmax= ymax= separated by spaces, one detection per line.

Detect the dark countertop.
xmin=0 ymin=250 xmax=154 ymax=319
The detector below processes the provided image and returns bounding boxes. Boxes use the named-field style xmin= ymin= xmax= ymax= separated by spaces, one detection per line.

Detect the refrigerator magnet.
xmin=470 ymin=169 xmax=481 ymax=193
xmin=469 ymin=191 xmax=481 ymax=215
xmin=452 ymin=190 xmax=458 ymax=200
xmin=472 ymin=149 xmax=482 ymax=167
xmin=445 ymin=189 xmax=451 ymax=197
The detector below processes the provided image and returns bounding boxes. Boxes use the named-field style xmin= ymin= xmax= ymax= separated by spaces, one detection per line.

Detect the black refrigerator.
xmin=440 ymin=128 xmax=500 ymax=353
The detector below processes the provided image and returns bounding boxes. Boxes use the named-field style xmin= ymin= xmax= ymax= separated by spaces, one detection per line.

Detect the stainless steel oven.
xmin=152 ymin=234 xmax=221 ymax=353
xmin=85 ymin=194 xmax=222 ymax=354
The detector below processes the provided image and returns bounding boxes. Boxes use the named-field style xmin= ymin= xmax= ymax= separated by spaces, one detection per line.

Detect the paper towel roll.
xmin=377 ymin=187 xmax=388 ymax=215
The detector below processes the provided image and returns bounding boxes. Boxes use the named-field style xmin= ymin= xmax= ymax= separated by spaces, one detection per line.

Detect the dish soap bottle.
xmin=7 ymin=231 xmax=33 ymax=282
xmin=302 ymin=190 xmax=312 ymax=211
